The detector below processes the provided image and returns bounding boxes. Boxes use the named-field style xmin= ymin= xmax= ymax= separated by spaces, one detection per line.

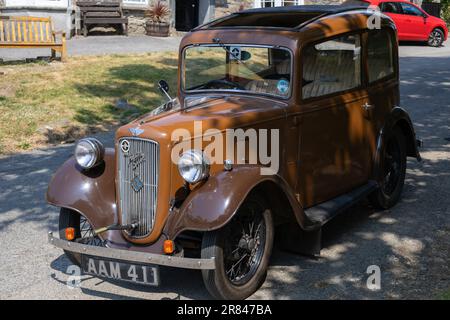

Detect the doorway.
xmin=175 ymin=0 xmax=199 ymax=31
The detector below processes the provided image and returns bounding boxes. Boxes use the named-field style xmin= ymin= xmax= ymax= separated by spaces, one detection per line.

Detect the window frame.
xmin=365 ymin=28 xmax=398 ymax=87
xmin=300 ymin=31 xmax=365 ymax=102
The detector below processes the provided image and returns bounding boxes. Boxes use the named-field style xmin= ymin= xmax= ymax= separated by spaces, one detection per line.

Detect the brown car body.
xmin=47 ymin=5 xmax=420 ymax=298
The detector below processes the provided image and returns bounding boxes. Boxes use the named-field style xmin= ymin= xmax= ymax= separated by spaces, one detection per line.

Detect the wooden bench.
xmin=0 ymin=16 xmax=67 ymax=62
xmin=77 ymin=1 xmax=128 ymax=37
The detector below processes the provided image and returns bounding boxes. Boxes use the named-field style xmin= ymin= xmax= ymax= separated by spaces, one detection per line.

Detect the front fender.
xmin=46 ymin=148 xmax=117 ymax=229
xmin=164 ymin=166 xmax=316 ymax=239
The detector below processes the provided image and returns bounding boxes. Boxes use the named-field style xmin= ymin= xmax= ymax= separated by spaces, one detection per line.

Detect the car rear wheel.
xmin=201 ymin=194 xmax=274 ymax=300
xmin=58 ymin=208 xmax=104 ymax=265
xmin=369 ymin=127 xmax=407 ymax=210
xmin=428 ymin=28 xmax=444 ymax=47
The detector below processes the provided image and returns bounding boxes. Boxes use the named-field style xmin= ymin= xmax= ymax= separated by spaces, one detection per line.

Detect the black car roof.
xmin=194 ymin=5 xmax=369 ymax=31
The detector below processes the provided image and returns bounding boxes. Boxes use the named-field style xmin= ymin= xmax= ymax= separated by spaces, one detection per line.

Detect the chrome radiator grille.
xmin=118 ymin=138 xmax=159 ymax=237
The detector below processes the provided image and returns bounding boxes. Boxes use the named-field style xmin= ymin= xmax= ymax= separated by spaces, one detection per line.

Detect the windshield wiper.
xmin=212 ymin=38 xmax=245 ymax=65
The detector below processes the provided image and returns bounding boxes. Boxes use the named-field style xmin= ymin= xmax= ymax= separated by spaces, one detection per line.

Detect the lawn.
xmin=440 ymin=288 xmax=450 ymax=300
xmin=0 ymin=52 xmax=179 ymax=154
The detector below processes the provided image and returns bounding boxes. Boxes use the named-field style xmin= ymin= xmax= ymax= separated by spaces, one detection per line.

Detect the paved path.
xmin=0 ymin=35 xmax=182 ymax=61
xmin=0 ymin=42 xmax=449 ymax=300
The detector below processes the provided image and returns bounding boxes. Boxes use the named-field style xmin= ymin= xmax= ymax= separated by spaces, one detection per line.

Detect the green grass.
xmin=439 ymin=288 xmax=450 ymax=300
xmin=0 ymin=52 xmax=178 ymax=154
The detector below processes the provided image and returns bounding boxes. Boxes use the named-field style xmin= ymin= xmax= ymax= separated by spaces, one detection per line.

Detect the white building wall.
xmin=4 ymin=0 xmax=70 ymax=8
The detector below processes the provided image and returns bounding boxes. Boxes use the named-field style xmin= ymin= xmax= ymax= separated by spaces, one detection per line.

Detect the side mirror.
xmin=158 ymin=80 xmax=172 ymax=100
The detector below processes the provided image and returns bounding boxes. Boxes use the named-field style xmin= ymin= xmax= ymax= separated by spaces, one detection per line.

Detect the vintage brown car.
xmin=47 ymin=5 xmax=421 ymax=300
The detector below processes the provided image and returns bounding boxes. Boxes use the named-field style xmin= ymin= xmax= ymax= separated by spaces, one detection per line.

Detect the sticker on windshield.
xmin=277 ymin=79 xmax=290 ymax=95
xmin=229 ymin=46 xmax=241 ymax=60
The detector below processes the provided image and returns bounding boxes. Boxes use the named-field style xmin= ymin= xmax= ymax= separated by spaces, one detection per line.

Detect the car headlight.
xmin=74 ymin=138 xmax=105 ymax=169
xmin=178 ymin=150 xmax=210 ymax=184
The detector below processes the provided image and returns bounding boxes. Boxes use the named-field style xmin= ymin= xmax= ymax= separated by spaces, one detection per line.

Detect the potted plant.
xmin=145 ymin=0 xmax=171 ymax=37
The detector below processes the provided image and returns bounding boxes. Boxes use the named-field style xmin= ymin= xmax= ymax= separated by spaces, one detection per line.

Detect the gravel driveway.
xmin=0 ymin=41 xmax=449 ymax=300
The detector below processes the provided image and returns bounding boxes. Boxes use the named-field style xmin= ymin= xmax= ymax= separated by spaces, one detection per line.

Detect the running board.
xmin=304 ymin=180 xmax=378 ymax=227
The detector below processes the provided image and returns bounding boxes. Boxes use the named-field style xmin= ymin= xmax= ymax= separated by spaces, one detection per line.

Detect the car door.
xmin=397 ymin=2 xmax=428 ymax=40
xmin=379 ymin=2 xmax=407 ymax=39
xmin=297 ymin=33 xmax=373 ymax=207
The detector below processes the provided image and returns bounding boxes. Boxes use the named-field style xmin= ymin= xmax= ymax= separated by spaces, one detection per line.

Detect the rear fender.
xmin=46 ymin=148 xmax=117 ymax=229
xmin=373 ymin=107 xmax=421 ymax=181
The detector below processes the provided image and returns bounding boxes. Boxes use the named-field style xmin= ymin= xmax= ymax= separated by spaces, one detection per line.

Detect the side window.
xmin=380 ymin=2 xmax=401 ymax=14
xmin=302 ymin=34 xmax=362 ymax=99
xmin=399 ymin=3 xmax=424 ymax=16
xmin=367 ymin=30 xmax=395 ymax=83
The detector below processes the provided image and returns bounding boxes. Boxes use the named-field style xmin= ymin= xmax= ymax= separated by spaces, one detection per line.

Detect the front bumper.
xmin=48 ymin=232 xmax=215 ymax=270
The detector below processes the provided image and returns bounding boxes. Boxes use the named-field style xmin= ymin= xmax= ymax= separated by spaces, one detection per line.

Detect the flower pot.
xmin=145 ymin=22 xmax=170 ymax=37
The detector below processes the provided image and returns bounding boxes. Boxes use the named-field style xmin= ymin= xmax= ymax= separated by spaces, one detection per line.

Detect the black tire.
xmin=201 ymin=194 xmax=274 ymax=300
xmin=59 ymin=208 xmax=82 ymax=266
xmin=428 ymin=28 xmax=444 ymax=47
xmin=369 ymin=127 xmax=407 ymax=209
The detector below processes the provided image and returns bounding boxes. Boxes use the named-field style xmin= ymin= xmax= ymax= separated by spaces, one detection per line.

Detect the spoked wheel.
xmin=59 ymin=208 xmax=104 ymax=265
xmin=201 ymin=194 xmax=274 ymax=300
xmin=428 ymin=28 xmax=444 ymax=47
xmin=369 ymin=127 xmax=406 ymax=209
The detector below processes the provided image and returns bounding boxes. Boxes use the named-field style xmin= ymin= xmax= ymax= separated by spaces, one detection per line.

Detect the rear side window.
xmin=380 ymin=2 xmax=402 ymax=14
xmin=367 ymin=30 xmax=395 ymax=83
xmin=302 ymin=34 xmax=362 ymax=99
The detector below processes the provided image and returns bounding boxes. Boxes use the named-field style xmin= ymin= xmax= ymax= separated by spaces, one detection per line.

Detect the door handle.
xmin=362 ymin=102 xmax=374 ymax=111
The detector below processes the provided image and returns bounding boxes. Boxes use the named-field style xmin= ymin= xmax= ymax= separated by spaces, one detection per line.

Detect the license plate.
xmin=81 ymin=255 xmax=159 ymax=286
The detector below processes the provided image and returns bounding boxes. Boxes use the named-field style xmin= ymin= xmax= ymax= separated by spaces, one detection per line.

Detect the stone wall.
xmin=214 ymin=0 xmax=254 ymax=18
xmin=123 ymin=7 xmax=149 ymax=35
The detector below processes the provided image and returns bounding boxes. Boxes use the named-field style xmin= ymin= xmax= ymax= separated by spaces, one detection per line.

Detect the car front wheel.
xmin=59 ymin=208 xmax=104 ymax=265
xmin=428 ymin=28 xmax=444 ymax=47
xmin=201 ymin=194 xmax=274 ymax=300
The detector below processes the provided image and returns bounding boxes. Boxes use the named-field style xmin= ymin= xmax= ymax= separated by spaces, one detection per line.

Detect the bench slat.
xmin=33 ymin=20 xmax=38 ymax=42
xmin=0 ymin=21 xmax=4 ymax=42
xmin=11 ymin=20 xmax=16 ymax=42
xmin=15 ymin=20 xmax=21 ymax=42
xmin=84 ymin=18 xmax=128 ymax=24
xmin=85 ymin=12 xmax=121 ymax=17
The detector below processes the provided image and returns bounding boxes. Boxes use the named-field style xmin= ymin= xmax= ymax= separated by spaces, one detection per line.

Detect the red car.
xmin=360 ymin=0 xmax=448 ymax=46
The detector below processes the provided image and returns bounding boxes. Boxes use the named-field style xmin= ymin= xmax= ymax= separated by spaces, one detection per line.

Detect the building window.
xmin=254 ymin=0 xmax=304 ymax=8
xmin=123 ymin=0 xmax=149 ymax=5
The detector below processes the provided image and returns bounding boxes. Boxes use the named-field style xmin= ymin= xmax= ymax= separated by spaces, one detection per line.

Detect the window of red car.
xmin=398 ymin=2 xmax=425 ymax=16
xmin=380 ymin=2 xmax=402 ymax=14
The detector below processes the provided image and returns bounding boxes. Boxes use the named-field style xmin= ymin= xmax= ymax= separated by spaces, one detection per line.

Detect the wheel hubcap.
xmin=430 ymin=31 xmax=442 ymax=46
xmin=382 ymin=139 xmax=401 ymax=195
xmin=79 ymin=216 xmax=105 ymax=246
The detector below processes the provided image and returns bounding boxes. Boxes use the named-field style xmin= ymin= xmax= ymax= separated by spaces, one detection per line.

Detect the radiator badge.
xmin=120 ymin=140 xmax=130 ymax=153
xmin=129 ymin=127 xmax=144 ymax=137
xmin=131 ymin=175 xmax=144 ymax=193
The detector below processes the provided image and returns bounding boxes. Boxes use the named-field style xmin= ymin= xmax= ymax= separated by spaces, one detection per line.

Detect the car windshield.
xmin=183 ymin=45 xmax=292 ymax=98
